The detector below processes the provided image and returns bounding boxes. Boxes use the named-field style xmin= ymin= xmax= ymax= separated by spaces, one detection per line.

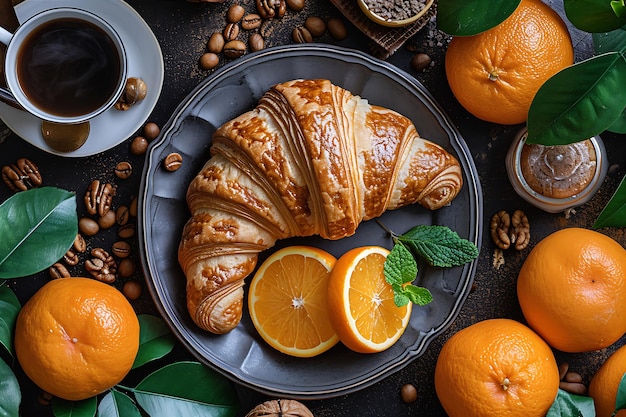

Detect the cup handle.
xmin=0 ymin=25 xmax=12 ymax=45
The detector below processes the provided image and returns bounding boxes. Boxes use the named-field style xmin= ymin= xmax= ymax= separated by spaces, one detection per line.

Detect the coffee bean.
xmin=249 ymin=33 xmax=265 ymax=52
xmin=118 ymin=223 xmax=136 ymax=239
xmin=129 ymin=197 xmax=138 ymax=217
xmin=207 ymin=32 xmax=225 ymax=53
xmin=400 ymin=384 xmax=418 ymax=403
xmin=163 ymin=152 xmax=183 ymax=172
xmin=305 ymin=16 xmax=326 ymax=37
xmin=241 ymin=13 xmax=262 ymax=30
xmin=223 ymin=40 xmax=246 ymax=58
xmin=116 ymin=205 xmax=130 ymax=226
xmin=223 ymin=22 xmax=240 ymax=41
xmin=114 ymin=161 xmax=133 ymax=179
xmin=327 ymin=17 xmax=347 ymax=40
xmin=122 ymin=280 xmax=142 ymax=300
xmin=112 ymin=241 xmax=131 ymax=258
xmin=226 ymin=3 xmax=245 ymax=23
xmin=411 ymin=53 xmax=432 ymax=72
xmin=98 ymin=210 xmax=117 ymax=230
xmin=49 ymin=262 xmax=70 ymax=279
xmin=118 ymin=258 xmax=137 ymax=278
xmin=78 ymin=217 xmax=99 ymax=236
xmin=200 ymin=53 xmax=219 ymax=70
xmin=286 ymin=0 xmax=305 ymax=11
xmin=292 ymin=26 xmax=313 ymax=43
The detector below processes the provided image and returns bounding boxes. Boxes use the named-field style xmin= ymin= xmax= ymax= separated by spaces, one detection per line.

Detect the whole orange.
xmin=445 ymin=0 xmax=574 ymax=125
xmin=14 ymin=277 xmax=140 ymax=401
xmin=517 ymin=228 xmax=626 ymax=353
xmin=434 ymin=318 xmax=559 ymax=417
xmin=589 ymin=344 xmax=626 ymax=417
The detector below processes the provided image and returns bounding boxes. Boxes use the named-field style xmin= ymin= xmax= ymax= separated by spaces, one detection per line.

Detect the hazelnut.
xmin=123 ymin=280 xmax=142 ymax=300
xmin=400 ymin=384 xmax=418 ymax=403
xmin=115 ymin=77 xmax=147 ymax=110
xmin=130 ymin=136 xmax=149 ymax=155
xmin=411 ymin=53 xmax=432 ymax=72
xmin=143 ymin=122 xmax=160 ymax=141
xmin=304 ymin=16 xmax=326 ymax=37
xmin=200 ymin=53 xmax=220 ymax=70
xmin=327 ymin=17 xmax=347 ymax=40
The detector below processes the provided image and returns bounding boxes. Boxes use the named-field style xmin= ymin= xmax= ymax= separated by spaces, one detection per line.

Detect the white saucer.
xmin=0 ymin=0 xmax=164 ymax=157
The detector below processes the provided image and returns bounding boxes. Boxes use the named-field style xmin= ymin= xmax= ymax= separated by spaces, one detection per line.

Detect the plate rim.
xmin=138 ymin=43 xmax=483 ymax=398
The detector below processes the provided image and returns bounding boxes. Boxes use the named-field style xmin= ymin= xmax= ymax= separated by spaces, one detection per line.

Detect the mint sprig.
xmin=381 ymin=224 xmax=479 ymax=307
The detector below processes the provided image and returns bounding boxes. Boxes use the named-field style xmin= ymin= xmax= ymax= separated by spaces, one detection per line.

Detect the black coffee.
xmin=16 ymin=17 xmax=121 ymax=117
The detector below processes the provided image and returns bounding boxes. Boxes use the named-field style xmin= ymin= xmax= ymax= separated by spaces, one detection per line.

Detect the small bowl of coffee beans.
xmin=357 ymin=0 xmax=434 ymax=27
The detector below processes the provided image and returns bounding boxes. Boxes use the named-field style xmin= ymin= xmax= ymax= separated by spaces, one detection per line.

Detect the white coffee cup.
xmin=0 ymin=7 xmax=127 ymax=124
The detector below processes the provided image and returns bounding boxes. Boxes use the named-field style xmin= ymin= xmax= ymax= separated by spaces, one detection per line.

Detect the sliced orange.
xmin=248 ymin=246 xmax=339 ymax=357
xmin=327 ymin=246 xmax=412 ymax=353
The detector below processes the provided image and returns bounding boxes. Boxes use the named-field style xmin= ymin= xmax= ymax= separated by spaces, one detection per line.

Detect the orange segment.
xmin=327 ymin=246 xmax=412 ymax=353
xmin=248 ymin=246 xmax=339 ymax=358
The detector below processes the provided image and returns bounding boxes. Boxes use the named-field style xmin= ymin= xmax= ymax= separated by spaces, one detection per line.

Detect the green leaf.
xmin=384 ymin=243 xmax=417 ymax=286
xmin=0 ymin=359 xmax=20 ymax=417
xmin=0 ymin=187 xmax=77 ymax=279
xmin=52 ymin=396 xmax=97 ymax=417
xmin=564 ymin=0 xmax=626 ymax=32
xmin=527 ymin=53 xmax=626 ymax=146
xmin=607 ymin=108 xmax=626 ymax=133
xmin=593 ymin=26 xmax=626 ymax=54
xmin=98 ymin=390 xmax=142 ymax=417
xmin=132 ymin=314 xmax=176 ymax=369
xmin=0 ymin=286 xmax=20 ymax=358
xmin=402 ymin=285 xmax=433 ymax=306
xmin=397 ymin=225 xmax=479 ymax=267
xmin=593 ymin=174 xmax=626 ymax=228
xmin=131 ymin=361 xmax=240 ymax=417
xmin=546 ymin=388 xmax=595 ymax=417
xmin=436 ymin=0 xmax=520 ymax=36
xmin=613 ymin=0 xmax=626 ymax=18
xmin=615 ymin=372 xmax=626 ymax=412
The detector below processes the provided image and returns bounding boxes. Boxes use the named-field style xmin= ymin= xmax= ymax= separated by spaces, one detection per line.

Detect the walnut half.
xmin=245 ymin=399 xmax=314 ymax=417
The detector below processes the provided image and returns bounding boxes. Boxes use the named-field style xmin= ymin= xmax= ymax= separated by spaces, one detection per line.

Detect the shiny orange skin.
xmin=434 ymin=318 xmax=560 ymax=417
xmin=517 ymin=228 xmax=626 ymax=353
xmin=445 ymin=0 xmax=574 ymax=125
xmin=14 ymin=277 xmax=140 ymax=401
xmin=589 ymin=344 xmax=626 ymax=417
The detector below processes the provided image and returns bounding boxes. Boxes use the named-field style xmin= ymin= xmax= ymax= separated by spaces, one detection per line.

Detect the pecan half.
xmin=1 ymin=158 xmax=42 ymax=192
xmin=84 ymin=180 xmax=116 ymax=217
xmin=85 ymin=248 xmax=117 ymax=283
xmin=255 ymin=0 xmax=286 ymax=19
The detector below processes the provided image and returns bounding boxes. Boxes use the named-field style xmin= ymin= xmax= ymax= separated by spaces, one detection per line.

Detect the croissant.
xmin=178 ymin=79 xmax=463 ymax=334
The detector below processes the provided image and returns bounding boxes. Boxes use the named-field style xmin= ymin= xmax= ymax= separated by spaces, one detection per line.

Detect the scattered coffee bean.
xmin=129 ymin=197 xmax=138 ymax=217
xmin=226 ymin=3 xmax=245 ymax=23
xmin=207 ymin=32 xmax=225 ymax=53
xmin=223 ymin=40 xmax=247 ymax=58
xmin=118 ymin=223 xmax=136 ymax=239
xmin=37 ymin=391 xmax=53 ymax=406
xmin=327 ymin=17 xmax=347 ymax=40
xmin=305 ymin=16 xmax=326 ymax=37
xmin=130 ymin=135 xmax=149 ymax=155
xmin=411 ymin=53 xmax=432 ymax=72
xmin=112 ymin=241 xmax=132 ymax=258
xmin=400 ymin=384 xmax=418 ymax=403
xmin=78 ymin=217 xmax=99 ymax=236
xmin=200 ymin=53 xmax=220 ymax=70
xmin=49 ymin=262 xmax=70 ymax=279
xmin=116 ymin=205 xmax=130 ymax=225
xmin=241 ymin=13 xmax=262 ymax=30
xmin=292 ymin=26 xmax=313 ymax=43
xmin=114 ymin=161 xmax=133 ymax=179
xmin=223 ymin=22 xmax=240 ymax=41
xmin=286 ymin=0 xmax=305 ymax=11
xmin=98 ymin=210 xmax=117 ymax=230
xmin=249 ymin=33 xmax=265 ymax=52
xmin=118 ymin=258 xmax=137 ymax=278
xmin=122 ymin=279 xmax=142 ymax=300
xmin=163 ymin=152 xmax=183 ymax=171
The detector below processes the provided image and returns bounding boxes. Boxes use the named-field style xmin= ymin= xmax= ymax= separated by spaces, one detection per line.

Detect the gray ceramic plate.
xmin=138 ymin=44 xmax=482 ymax=399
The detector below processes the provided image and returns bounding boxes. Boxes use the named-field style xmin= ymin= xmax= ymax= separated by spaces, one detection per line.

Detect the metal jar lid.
xmin=505 ymin=128 xmax=608 ymax=213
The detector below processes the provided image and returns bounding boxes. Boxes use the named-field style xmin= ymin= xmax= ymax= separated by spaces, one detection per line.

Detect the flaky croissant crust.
xmin=179 ymin=79 xmax=463 ymax=334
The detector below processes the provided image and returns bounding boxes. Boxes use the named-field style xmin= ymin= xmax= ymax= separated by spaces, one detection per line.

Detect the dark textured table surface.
xmin=2 ymin=1 xmax=626 ymax=416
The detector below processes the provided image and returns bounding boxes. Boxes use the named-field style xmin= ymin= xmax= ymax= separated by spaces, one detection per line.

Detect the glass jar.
xmin=505 ymin=128 xmax=607 ymax=213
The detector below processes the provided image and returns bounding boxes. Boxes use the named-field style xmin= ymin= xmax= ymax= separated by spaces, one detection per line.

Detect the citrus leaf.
xmin=564 ymin=0 xmax=626 ymax=32
xmin=397 ymin=225 xmax=479 ymax=267
xmin=437 ymin=0 xmax=520 ymax=36
xmin=615 ymin=372 xmax=626 ymax=412
xmin=593 ymin=26 xmax=626 ymax=54
xmin=132 ymin=314 xmax=176 ymax=369
xmin=98 ymin=390 xmax=142 ymax=417
xmin=132 ymin=361 xmax=239 ymax=417
xmin=0 ymin=286 xmax=20 ymax=358
xmin=0 ymin=359 xmax=20 ymax=417
xmin=0 ymin=187 xmax=77 ymax=279
xmin=547 ymin=388 xmax=595 ymax=417
xmin=527 ymin=53 xmax=626 ymax=146
xmin=51 ymin=396 xmax=97 ymax=417
xmin=594 ymin=173 xmax=626 ymax=228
